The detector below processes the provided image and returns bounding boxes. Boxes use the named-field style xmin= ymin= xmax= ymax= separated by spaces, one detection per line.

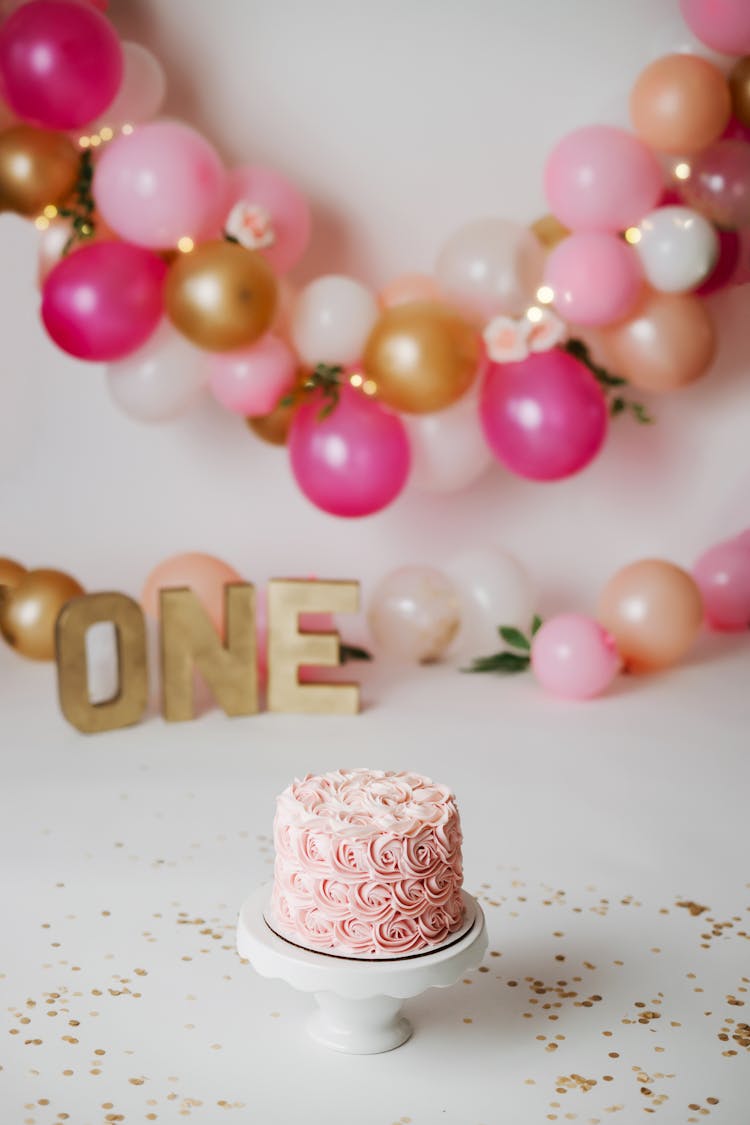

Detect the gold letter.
xmin=160 ymin=584 xmax=258 ymax=722
xmin=267 ymin=579 xmax=359 ymax=714
xmin=55 ymin=593 xmax=148 ymax=734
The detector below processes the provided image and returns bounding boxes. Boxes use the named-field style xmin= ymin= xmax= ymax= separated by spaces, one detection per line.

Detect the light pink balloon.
xmin=289 ymin=383 xmax=410 ymax=518
xmin=225 ymin=165 xmax=311 ymax=275
xmin=208 ymin=334 xmax=297 ymax=417
xmin=531 ymin=614 xmax=621 ymax=700
xmin=544 ymin=125 xmax=663 ymax=233
xmin=85 ymin=42 xmax=166 ymax=132
xmin=680 ymin=0 xmax=750 ymax=56
xmin=734 ymin=528 xmax=750 ymax=550
xmin=544 ymin=232 xmax=643 ymax=326
xmin=405 ymin=391 xmax=493 ymax=494
xmin=379 ymin=273 xmax=442 ymax=308
xmin=693 ymin=538 xmax=750 ymax=630
xmin=93 ymin=121 xmax=226 ymax=248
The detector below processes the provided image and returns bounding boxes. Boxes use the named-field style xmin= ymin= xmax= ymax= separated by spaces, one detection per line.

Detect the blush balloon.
xmin=0 ymin=0 xmax=123 ymax=129
xmin=141 ymin=553 xmax=242 ymax=635
xmin=544 ymin=125 xmax=663 ymax=232
xmin=289 ymin=383 xmax=410 ymax=517
xmin=41 ymin=242 xmax=166 ymax=362
xmin=531 ymin=614 xmax=621 ymax=700
xmin=544 ymin=232 xmax=643 ymax=326
xmin=208 ymin=334 xmax=298 ymax=417
xmin=85 ymin=41 xmax=166 ymax=132
xmin=479 ymin=350 xmax=608 ymax=482
xmin=630 ymin=54 xmax=731 ymax=156
xmin=94 ymin=121 xmax=226 ymax=248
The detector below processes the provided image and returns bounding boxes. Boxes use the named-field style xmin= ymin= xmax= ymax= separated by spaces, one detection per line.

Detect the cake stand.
xmin=236 ymin=885 xmax=487 ymax=1054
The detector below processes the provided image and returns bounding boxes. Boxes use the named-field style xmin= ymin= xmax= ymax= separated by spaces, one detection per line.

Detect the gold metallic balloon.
xmin=532 ymin=213 xmax=570 ymax=251
xmin=0 ymin=567 xmax=84 ymax=661
xmin=598 ymin=559 xmax=703 ymax=673
xmin=362 ymin=301 xmax=480 ymax=414
xmin=0 ymin=125 xmax=80 ymax=217
xmin=0 ymin=556 xmax=26 ymax=594
xmin=165 ymin=240 xmax=278 ymax=352
xmin=729 ymin=56 xmax=750 ymax=128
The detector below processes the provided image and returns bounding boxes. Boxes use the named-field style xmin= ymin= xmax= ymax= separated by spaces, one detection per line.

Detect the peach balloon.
xmin=141 ymin=552 xmax=243 ymax=635
xmin=596 ymin=291 xmax=716 ymax=394
xmin=598 ymin=559 xmax=703 ymax=672
xmin=630 ymin=54 xmax=731 ymax=155
xmin=379 ymin=273 xmax=441 ymax=308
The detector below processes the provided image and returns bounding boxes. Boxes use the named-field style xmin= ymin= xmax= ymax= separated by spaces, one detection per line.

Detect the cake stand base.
xmin=236 ymin=885 xmax=487 ymax=1054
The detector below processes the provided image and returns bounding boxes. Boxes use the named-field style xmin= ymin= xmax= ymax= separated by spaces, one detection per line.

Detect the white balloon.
xmin=405 ymin=391 xmax=493 ymax=493
xmin=367 ymin=567 xmax=461 ymax=664
xmin=107 ymin=320 xmax=209 ymax=423
xmin=291 ymin=275 xmax=379 ymax=366
xmin=444 ymin=548 xmax=536 ymax=659
xmin=88 ymin=42 xmax=166 ymax=133
xmin=635 ymin=206 xmax=719 ymax=293
xmin=435 ymin=218 xmax=545 ymax=321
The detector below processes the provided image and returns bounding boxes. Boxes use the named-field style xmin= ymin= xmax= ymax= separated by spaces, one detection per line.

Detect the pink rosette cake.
xmin=268 ymin=768 xmax=465 ymax=958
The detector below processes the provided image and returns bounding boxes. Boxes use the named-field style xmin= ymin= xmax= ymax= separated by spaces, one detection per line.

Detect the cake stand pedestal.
xmin=236 ymin=885 xmax=487 ymax=1054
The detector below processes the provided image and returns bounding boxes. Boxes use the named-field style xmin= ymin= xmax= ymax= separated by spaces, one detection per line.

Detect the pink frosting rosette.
xmin=400 ymin=830 xmax=443 ymax=879
xmin=296 ymin=905 xmax=336 ymax=948
xmin=366 ymin=835 xmax=403 ymax=879
xmin=295 ymin=827 xmax=331 ymax=873
xmin=349 ymin=880 xmax=394 ymax=922
xmin=274 ymin=819 xmax=298 ymax=859
xmin=272 ymin=891 xmax=294 ymax=929
xmin=373 ymin=914 xmax=424 ymax=955
xmin=434 ymin=818 xmax=462 ymax=863
xmin=444 ymin=891 xmax=465 ymax=929
xmin=328 ymin=838 xmax=368 ymax=879
xmin=416 ymin=903 xmax=452 ymax=946
xmin=423 ymin=868 xmax=455 ymax=906
xmin=392 ymin=877 xmax=427 ymax=916
xmin=332 ymin=916 xmax=376 ymax=955
xmin=311 ymin=877 xmax=351 ymax=919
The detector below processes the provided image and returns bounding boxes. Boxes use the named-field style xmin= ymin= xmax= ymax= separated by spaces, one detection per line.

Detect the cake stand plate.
xmin=236 ymin=886 xmax=487 ymax=1054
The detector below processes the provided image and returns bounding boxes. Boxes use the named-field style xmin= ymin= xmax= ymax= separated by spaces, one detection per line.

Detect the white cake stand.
xmin=236 ymin=885 xmax=487 ymax=1054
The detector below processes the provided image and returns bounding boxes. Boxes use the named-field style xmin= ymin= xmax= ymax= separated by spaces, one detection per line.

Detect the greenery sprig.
xmin=280 ymin=363 xmax=345 ymax=421
xmin=462 ymin=616 xmax=543 ymax=675
xmin=58 ymin=150 xmax=97 ymax=254
xmin=564 ymin=337 xmax=653 ymax=425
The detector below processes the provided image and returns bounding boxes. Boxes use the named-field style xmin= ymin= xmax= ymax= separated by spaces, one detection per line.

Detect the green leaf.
xmin=610 ymin=396 xmax=626 ymax=417
xmin=278 ymin=394 xmax=295 ymax=408
xmin=339 ymin=643 xmax=373 ymax=663
xmin=317 ymin=389 xmax=339 ymax=421
xmin=531 ymin=614 xmax=543 ymax=636
xmin=223 ymin=232 xmax=240 ymax=244
xmin=631 ymin=402 xmax=654 ymax=425
xmin=462 ymin=651 xmax=530 ymax=675
xmin=498 ymin=625 xmax=530 ymax=651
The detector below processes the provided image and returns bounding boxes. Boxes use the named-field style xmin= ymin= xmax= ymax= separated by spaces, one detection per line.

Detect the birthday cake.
xmin=268 ymin=768 xmax=465 ymax=958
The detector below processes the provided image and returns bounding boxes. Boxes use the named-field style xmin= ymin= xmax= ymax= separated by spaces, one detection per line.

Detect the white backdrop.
xmin=2 ymin=5 xmax=750 ymax=1125
xmin=1 ymin=0 xmax=748 ymax=610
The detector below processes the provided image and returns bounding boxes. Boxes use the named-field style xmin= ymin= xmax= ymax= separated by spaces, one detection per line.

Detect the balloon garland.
xmin=1 ymin=0 xmax=750 ymax=516
xmin=1 ymin=1 xmax=750 ymax=711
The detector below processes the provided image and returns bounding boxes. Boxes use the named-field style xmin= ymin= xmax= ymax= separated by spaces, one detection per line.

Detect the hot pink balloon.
xmin=93 ymin=121 xmax=226 ymax=248
xmin=531 ymin=614 xmax=621 ymax=700
xmin=0 ymin=0 xmax=123 ymax=129
xmin=289 ymin=383 xmax=410 ymax=517
xmin=208 ymin=334 xmax=297 ymax=417
xmin=225 ymin=165 xmax=311 ymax=275
xmin=544 ymin=232 xmax=643 ymax=326
xmin=41 ymin=241 xmax=165 ymax=362
xmin=693 ymin=538 xmax=750 ymax=630
xmin=544 ymin=125 xmax=663 ymax=233
xmin=680 ymin=0 xmax=750 ymax=56
xmin=480 ymin=350 xmax=608 ymax=482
